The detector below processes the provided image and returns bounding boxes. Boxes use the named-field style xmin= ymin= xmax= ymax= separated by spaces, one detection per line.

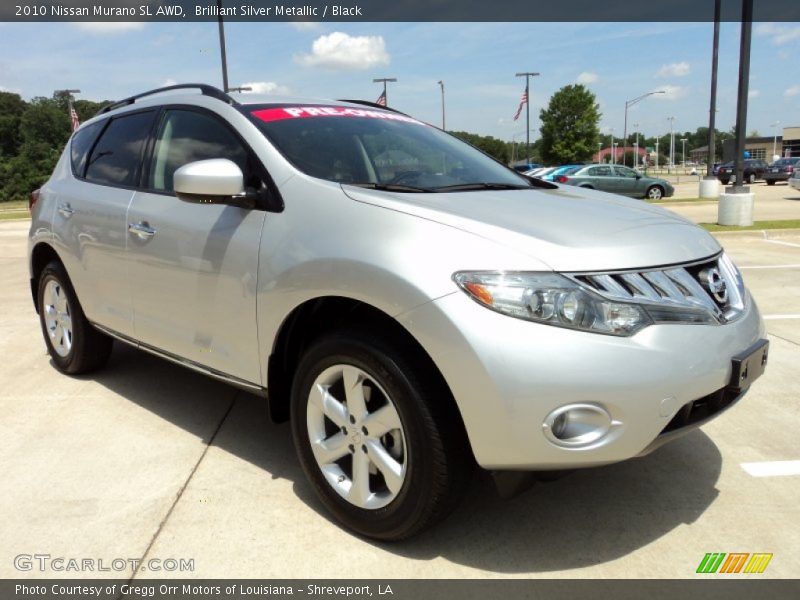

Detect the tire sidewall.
xmin=290 ymin=334 xmax=445 ymax=539
xmin=38 ymin=264 xmax=81 ymax=372
xmin=647 ymin=186 xmax=663 ymax=200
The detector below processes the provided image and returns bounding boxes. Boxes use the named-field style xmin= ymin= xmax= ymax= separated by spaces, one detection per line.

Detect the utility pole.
xmin=216 ymin=0 xmax=229 ymax=92
xmin=515 ymin=71 xmax=540 ymax=162
xmin=373 ymin=77 xmax=397 ymax=106
xmin=437 ymin=80 xmax=446 ymax=130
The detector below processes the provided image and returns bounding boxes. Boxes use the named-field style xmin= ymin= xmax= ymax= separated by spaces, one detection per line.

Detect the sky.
xmin=1 ymin=20 xmax=799 ymax=145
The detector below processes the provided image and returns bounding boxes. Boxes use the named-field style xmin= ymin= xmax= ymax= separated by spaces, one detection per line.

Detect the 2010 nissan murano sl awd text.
xmin=28 ymin=84 xmax=769 ymax=540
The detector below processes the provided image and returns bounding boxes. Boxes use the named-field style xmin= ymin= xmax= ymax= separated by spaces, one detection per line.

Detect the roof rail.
xmin=337 ymin=99 xmax=407 ymax=116
xmin=95 ymin=84 xmax=237 ymax=116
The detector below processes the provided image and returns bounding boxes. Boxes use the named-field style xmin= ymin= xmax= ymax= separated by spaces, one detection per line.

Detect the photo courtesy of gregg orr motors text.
xmin=14 ymin=554 xmax=194 ymax=573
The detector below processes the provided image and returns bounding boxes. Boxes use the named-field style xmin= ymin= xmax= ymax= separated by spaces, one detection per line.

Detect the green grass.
xmin=701 ymin=220 xmax=800 ymax=232
xmin=0 ymin=200 xmax=28 ymax=211
xmin=649 ymin=196 xmax=716 ymax=204
xmin=0 ymin=210 xmax=29 ymax=221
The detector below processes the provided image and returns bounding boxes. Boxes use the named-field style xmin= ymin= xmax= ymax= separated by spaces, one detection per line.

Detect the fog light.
xmin=543 ymin=404 xmax=613 ymax=447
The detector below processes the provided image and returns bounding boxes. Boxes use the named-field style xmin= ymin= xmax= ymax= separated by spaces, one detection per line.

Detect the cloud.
xmin=653 ymin=84 xmax=688 ymax=101
xmin=785 ymin=85 xmax=800 ymax=98
xmin=749 ymin=89 xmax=760 ymax=98
xmin=576 ymin=71 xmax=599 ymax=84
xmin=656 ymin=62 xmax=690 ymax=77
xmin=756 ymin=23 xmax=800 ymax=46
xmin=295 ymin=32 xmax=390 ymax=70
xmin=289 ymin=22 xmax=322 ymax=32
xmin=162 ymin=79 xmax=177 ymax=87
xmin=238 ymin=81 xmax=290 ymax=95
xmin=73 ymin=22 xmax=145 ymax=35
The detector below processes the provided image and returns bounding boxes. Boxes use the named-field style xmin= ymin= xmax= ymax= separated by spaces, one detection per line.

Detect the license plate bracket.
xmin=729 ymin=339 xmax=769 ymax=390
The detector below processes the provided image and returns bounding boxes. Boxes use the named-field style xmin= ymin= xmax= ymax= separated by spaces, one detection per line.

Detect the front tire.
xmin=646 ymin=185 xmax=664 ymax=200
xmin=37 ymin=261 xmax=112 ymax=374
xmin=290 ymin=331 xmax=472 ymax=540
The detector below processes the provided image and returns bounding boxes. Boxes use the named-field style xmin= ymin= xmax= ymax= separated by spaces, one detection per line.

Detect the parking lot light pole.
xmin=438 ymin=80 xmax=446 ymax=130
xmin=771 ymin=120 xmax=780 ymax=160
xmin=623 ymin=91 xmax=665 ymax=166
xmin=597 ymin=142 xmax=602 ymax=163
xmin=667 ymin=116 xmax=676 ymax=172
xmin=612 ymin=142 xmax=618 ymax=165
xmin=681 ymin=138 xmax=687 ymax=167
xmin=216 ymin=0 xmax=229 ymax=92
xmin=706 ymin=0 xmax=721 ymax=179
xmin=516 ymin=72 xmax=540 ymax=162
xmin=633 ymin=122 xmax=640 ymax=168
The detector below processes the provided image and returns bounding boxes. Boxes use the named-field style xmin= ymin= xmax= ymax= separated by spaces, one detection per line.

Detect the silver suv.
xmin=28 ymin=84 xmax=768 ymax=540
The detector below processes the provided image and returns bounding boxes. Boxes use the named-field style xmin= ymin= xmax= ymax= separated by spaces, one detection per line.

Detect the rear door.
xmin=611 ymin=166 xmax=640 ymax=196
xmin=584 ymin=165 xmax=614 ymax=191
xmin=126 ymin=107 xmax=268 ymax=384
xmin=55 ymin=110 xmax=157 ymax=336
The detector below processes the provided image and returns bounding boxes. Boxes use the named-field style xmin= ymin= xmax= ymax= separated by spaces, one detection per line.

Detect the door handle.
xmin=57 ymin=203 xmax=74 ymax=218
xmin=128 ymin=221 xmax=157 ymax=240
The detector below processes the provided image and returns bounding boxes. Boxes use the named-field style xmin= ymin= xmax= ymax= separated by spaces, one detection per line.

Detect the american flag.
xmin=70 ymin=105 xmax=80 ymax=131
xmin=513 ymin=86 xmax=528 ymax=121
xmin=375 ymin=90 xmax=387 ymax=107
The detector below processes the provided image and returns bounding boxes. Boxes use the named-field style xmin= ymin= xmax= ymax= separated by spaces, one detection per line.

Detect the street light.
xmin=681 ymin=138 xmax=688 ymax=167
xmin=597 ymin=142 xmax=602 ymax=163
xmin=612 ymin=142 xmax=619 ymax=165
xmin=437 ymin=80 xmax=446 ymax=130
xmin=623 ymin=90 xmax=665 ymax=166
xmin=216 ymin=0 xmax=229 ymax=91
xmin=667 ymin=116 xmax=676 ymax=171
xmin=633 ymin=122 xmax=640 ymax=168
xmin=608 ymin=127 xmax=615 ymax=164
xmin=771 ymin=120 xmax=781 ymax=160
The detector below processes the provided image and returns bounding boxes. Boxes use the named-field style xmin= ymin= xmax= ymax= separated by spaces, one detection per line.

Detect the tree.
xmin=538 ymin=84 xmax=601 ymax=164
xmin=449 ymin=131 xmax=510 ymax=163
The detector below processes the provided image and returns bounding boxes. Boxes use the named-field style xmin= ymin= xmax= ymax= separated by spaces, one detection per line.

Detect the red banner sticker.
xmin=252 ymin=105 xmax=426 ymax=125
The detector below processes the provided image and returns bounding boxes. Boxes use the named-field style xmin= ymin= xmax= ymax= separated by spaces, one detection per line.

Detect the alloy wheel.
xmin=43 ymin=279 xmax=73 ymax=357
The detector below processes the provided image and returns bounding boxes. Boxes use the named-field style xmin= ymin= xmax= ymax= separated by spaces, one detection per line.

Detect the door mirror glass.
xmin=174 ymin=159 xmax=246 ymax=204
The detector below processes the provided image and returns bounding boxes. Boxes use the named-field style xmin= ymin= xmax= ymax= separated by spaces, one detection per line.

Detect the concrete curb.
xmin=709 ymin=228 xmax=800 ymax=240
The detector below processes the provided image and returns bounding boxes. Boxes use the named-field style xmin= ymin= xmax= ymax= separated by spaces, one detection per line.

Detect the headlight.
xmin=453 ymin=271 xmax=653 ymax=336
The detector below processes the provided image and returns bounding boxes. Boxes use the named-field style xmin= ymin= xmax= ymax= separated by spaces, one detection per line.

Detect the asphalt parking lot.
xmin=1 ymin=204 xmax=799 ymax=579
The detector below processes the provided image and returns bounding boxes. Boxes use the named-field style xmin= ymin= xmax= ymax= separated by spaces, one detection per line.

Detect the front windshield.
xmin=246 ymin=104 xmax=530 ymax=192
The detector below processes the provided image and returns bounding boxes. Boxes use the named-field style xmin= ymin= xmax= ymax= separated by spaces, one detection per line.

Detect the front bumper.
xmin=398 ymin=290 xmax=765 ymax=470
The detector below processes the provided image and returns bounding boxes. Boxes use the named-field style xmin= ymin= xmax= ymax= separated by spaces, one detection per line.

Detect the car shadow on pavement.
xmin=80 ymin=342 xmax=722 ymax=574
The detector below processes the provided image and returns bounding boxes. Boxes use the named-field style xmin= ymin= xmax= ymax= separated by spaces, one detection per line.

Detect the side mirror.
xmin=174 ymin=159 xmax=251 ymax=206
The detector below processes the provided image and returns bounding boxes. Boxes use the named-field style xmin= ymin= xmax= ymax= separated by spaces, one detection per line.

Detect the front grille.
xmin=568 ymin=254 xmax=746 ymax=324
xmin=660 ymin=387 xmax=743 ymax=434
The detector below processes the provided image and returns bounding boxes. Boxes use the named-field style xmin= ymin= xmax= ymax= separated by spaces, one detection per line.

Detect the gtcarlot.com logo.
xmin=14 ymin=554 xmax=195 ymax=573
xmin=696 ymin=552 xmax=773 ymax=574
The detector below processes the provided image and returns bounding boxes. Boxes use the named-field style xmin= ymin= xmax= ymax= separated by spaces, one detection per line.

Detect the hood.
xmin=342 ymin=184 xmax=720 ymax=272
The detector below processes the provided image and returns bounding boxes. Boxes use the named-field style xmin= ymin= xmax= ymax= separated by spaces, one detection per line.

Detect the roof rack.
xmin=95 ymin=84 xmax=237 ymax=116
xmin=337 ymin=99 xmax=407 ymax=116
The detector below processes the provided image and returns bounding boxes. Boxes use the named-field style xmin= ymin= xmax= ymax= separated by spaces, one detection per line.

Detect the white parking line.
xmin=739 ymin=264 xmax=800 ymax=269
xmin=763 ymin=315 xmax=800 ymax=320
xmin=764 ymin=239 xmax=800 ymax=249
xmin=741 ymin=460 xmax=800 ymax=477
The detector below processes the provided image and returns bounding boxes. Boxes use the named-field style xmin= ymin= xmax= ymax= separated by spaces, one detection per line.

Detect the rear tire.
xmin=766 ymin=179 xmax=775 ymax=186
xmin=290 ymin=330 xmax=473 ymax=540
xmin=37 ymin=261 xmax=113 ymax=374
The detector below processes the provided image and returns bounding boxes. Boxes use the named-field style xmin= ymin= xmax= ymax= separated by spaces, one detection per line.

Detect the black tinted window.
xmin=70 ymin=120 xmax=105 ymax=177
xmin=148 ymin=109 xmax=249 ymax=193
xmin=85 ymin=111 xmax=155 ymax=187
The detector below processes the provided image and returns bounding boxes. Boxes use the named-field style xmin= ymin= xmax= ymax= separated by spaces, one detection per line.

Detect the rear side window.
xmin=147 ymin=109 xmax=250 ymax=193
xmin=588 ymin=166 xmax=611 ymax=176
xmin=70 ymin=120 xmax=105 ymax=177
xmin=85 ymin=110 xmax=156 ymax=187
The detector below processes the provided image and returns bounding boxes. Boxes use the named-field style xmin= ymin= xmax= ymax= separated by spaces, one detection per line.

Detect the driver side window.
xmin=148 ymin=109 xmax=251 ymax=193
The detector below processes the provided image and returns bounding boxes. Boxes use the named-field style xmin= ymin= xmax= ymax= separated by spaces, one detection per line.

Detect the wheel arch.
xmin=266 ymin=296 xmax=469 ymax=447
xmin=29 ymin=242 xmax=64 ymax=313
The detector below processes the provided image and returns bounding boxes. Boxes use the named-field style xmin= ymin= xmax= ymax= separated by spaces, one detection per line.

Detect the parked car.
xmin=558 ymin=164 xmax=675 ymax=200
xmin=512 ymin=162 xmax=542 ymax=172
xmin=789 ymin=166 xmax=800 ymax=192
xmin=526 ymin=166 xmax=557 ymax=179
xmin=28 ymin=84 xmax=767 ymax=540
xmin=716 ymin=159 xmax=768 ymax=185
xmin=764 ymin=157 xmax=800 ymax=185
xmin=541 ymin=164 xmax=582 ymax=181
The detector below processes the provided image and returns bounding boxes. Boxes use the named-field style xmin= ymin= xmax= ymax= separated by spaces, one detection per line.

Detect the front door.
xmin=126 ymin=107 xmax=267 ymax=384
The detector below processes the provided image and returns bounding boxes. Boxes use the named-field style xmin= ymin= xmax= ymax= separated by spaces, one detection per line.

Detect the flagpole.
xmin=516 ymin=72 xmax=539 ymax=162
xmin=55 ymin=88 xmax=81 ymax=131
xmin=373 ymin=77 xmax=397 ymax=106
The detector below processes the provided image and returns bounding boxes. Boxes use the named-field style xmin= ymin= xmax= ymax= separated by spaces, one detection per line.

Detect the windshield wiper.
xmin=433 ymin=182 xmax=531 ymax=192
xmin=347 ymin=182 xmax=437 ymax=193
